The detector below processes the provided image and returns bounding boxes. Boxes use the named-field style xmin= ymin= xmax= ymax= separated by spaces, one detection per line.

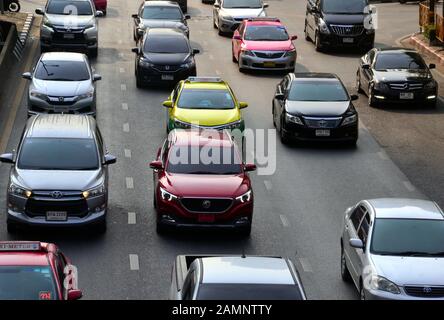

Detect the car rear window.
xmin=244 ymin=25 xmax=289 ymax=41
xmin=288 ymin=80 xmax=349 ymax=102
xmin=142 ymin=6 xmax=182 ymax=20
xmin=177 ymin=89 xmax=235 ymax=109
xmin=144 ymin=36 xmax=189 ymax=53
xmin=34 ymin=60 xmax=90 ymax=81
xmin=47 ymin=0 xmax=93 ymax=15
xmin=197 ymin=284 xmax=303 ymax=300
xmin=374 ymin=52 xmax=427 ymax=71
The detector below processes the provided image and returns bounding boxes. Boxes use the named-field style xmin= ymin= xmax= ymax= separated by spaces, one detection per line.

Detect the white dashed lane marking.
xmin=122 ymin=103 xmax=128 ymax=110
xmin=121 ymin=84 xmax=127 ymax=91
xmin=299 ymin=258 xmax=313 ymax=273
xmin=124 ymin=149 xmax=132 ymax=158
xmin=119 ymin=67 xmax=125 ymax=73
xmin=123 ymin=123 xmax=130 ymax=132
xmin=264 ymin=180 xmax=272 ymax=191
xmin=403 ymin=181 xmax=415 ymax=192
xmin=128 ymin=212 xmax=136 ymax=224
xmin=377 ymin=151 xmax=389 ymax=160
xmin=126 ymin=177 xmax=134 ymax=189
xmin=129 ymin=254 xmax=139 ymax=270
xmin=280 ymin=214 xmax=289 ymax=227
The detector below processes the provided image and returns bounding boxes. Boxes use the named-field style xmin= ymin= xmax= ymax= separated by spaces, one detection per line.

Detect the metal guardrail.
xmin=420 ymin=2 xmax=432 ymax=27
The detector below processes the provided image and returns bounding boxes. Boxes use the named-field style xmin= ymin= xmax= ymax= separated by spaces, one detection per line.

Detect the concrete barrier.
xmin=0 ymin=21 xmax=18 ymax=98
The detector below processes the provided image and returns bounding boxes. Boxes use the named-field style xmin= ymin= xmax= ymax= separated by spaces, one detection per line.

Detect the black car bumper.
xmin=136 ymin=65 xmax=196 ymax=85
xmin=372 ymin=87 xmax=438 ymax=105
xmin=283 ymin=122 xmax=358 ymax=142
xmin=319 ymin=32 xmax=374 ymax=49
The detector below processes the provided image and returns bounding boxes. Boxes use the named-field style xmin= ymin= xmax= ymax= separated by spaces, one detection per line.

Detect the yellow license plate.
xmin=263 ymin=61 xmax=276 ymax=68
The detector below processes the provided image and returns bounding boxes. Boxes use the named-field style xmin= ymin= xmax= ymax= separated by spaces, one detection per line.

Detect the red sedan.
xmin=94 ymin=0 xmax=107 ymax=15
xmin=150 ymin=129 xmax=256 ymax=235
xmin=0 ymin=241 xmax=82 ymax=300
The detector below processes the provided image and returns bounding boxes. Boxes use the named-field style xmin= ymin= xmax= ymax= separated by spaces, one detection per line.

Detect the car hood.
xmin=144 ymin=53 xmax=190 ymax=65
xmin=323 ymin=13 xmax=367 ymax=25
xmin=174 ymin=107 xmax=241 ymax=126
xmin=45 ymin=14 xmax=95 ymax=27
xmin=244 ymin=40 xmax=293 ymax=51
xmin=285 ymin=100 xmax=350 ymax=116
xmin=140 ymin=19 xmax=186 ymax=29
xmin=371 ymin=255 xmax=444 ymax=286
xmin=32 ymin=79 xmax=92 ymax=96
xmin=221 ymin=8 xmax=265 ymax=18
xmin=373 ymin=70 xmax=433 ymax=82
xmin=12 ymin=168 xmax=103 ymax=191
xmin=162 ymin=173 xmax=249 ymax=197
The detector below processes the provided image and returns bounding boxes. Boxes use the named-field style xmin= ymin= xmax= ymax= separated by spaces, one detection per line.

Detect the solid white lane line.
xmin=120 ymin=67 xmax=125 ymax=73
xmin=122 ymin=103 xmax=128 ymax=110
xmin=299 ymin=258 xmax=313 ymax=273
xmin=126 ymin=177 xmax=134 ymax=189
xmin=264 ymin=180 xmax=272 ymax=191
xmin=128 ymin=212 xmax=136 ymax=224
xmin=403 ymin=181 xmax=415 ymax=192
xmin=280 ymin=214 xmax=289 ymax=227
xmin=123 ymin=123 xmax=130 ymax=132
xmin=377 ymin=150 xmax=389 ymax=160
xmin=121 ymin=84 xmax=127 ymax=91
xmin=129 ymin=254 xmax=139 ymax=270
xmin=124 ymin=149 xmax=132 ymax=158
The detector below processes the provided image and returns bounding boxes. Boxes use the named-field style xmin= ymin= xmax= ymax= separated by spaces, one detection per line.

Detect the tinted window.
xmin=47 ymin=0 xmax=93 ymax=15
xmin=223 ymin=0 xmax=262 ymax=8
xmin=358 ymin=213 xmax=370 ymax=243
xmin=34 ymin=60 xmax=90 ymax=81
xmin=177 ymin=89 xmax=235 ymax=109
xmin=321 ymin=0 xmax=368 ymax=14
xmin=374 ymin=52 xmax=427 ymax=70
xmin=288 ymin=80 xmax=349 ymax=101
xmin=144 ymin=36 xmax=189 ymax=53
xmin=18 ymin=138 xmax=99 ymax=170
xmin=371 ymin=219 xmax=444 ymax=256
xmin=350 ymin=206 xmax=364 ymax=230
xmin=167 ymin=146 xmax=242 ymax=174
xmin=197 ymin=284 xmax=303 ymax=300
xmin=244 ymin=25 xmax=289 ymax=41
xmin=0 ymin=266 xmax=57 ymax=300
xmin=141 ymin=6 xmax=182 ymax=19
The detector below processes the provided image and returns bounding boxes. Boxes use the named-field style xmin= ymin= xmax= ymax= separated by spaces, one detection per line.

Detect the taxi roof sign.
xmin=0 ymin=241 xmax=41 ymax=251
xmin=185 ymin=77 xmax=223 ymax=83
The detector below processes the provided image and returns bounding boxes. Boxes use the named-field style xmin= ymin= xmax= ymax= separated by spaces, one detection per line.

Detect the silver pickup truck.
xmin=170 ymin=254 xmax=307 ymax=300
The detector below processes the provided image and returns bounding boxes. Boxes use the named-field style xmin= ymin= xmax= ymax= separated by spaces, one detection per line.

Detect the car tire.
xmin=94 ymin=220 xmax=107 ymax=234
xmin=346 ymin=139 xmax=358 ymax=148
xmin=102 ymin=10 xmax=107 ymax=16
xmin=6 ymin=221 xmax=18 ymax=233
xmin=136 ymin=73 xmax=143 ymax=88
xmin=89 ymin=48 xmax=98 ymax=58
xmin=427 ymin=100 xmax=437 ymax=109
xmin=232 ymin=45 xmax=237 ymax=63
xmin=340 ymin=246 xmax=352 ymax=282
xmin=368 ymin=85 xmax=378 ymax=108
xmin=315 ymin=32 xmax=323 ymax=52
xmin=272 ymin=104 xmax=276 ymax=128
xmin=304 ymin=22 xmax=311 ymax=41
xmin=238 ymin=224 xmax=251 ymax=237
xmin=213 ymin=16 xmax=218 ymax=29
xmin=280 ymin=121 xmax=291 ymax=145
xmin=356 ymin=72 xmax=364 ymax=94
xmin=359 ymin=281 xmax=366 ymax=300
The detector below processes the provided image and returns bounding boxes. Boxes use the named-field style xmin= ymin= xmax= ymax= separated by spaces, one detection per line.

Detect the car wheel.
xmin=8 ymin=1 xmax=20 ymax=12
xmin=272 ymin=104 xmax=276 ymax=128
xmin=89 ymin=47 xmax=98 ymax=58
xmin=153 ymin=191 xmax=157 ymax=209
xmin=94 ymin=220 xmax=107 ymax=234
xmin=427 ymin=100 xmax=437 ymax=109
xmin=6 ymin=221 xmax=18 ymax=233
xmin=359 ymin=282 xmax=366 ymax=300
xmin=102 ymin=10 xmax=107 ymax=16
xmin=356 ymin=72 xmax=364 ymax=94
xmin=340 ymin=246 xmax=352 ymax=282
xmin=315 ymin=32 xmax=323 ymax=52
xmin=136 ymin=72 xmax=143 ymax=88
xmin=280 ymin=120 xmax=290 ymax=145
xmin=368 ymin=85 xmax=378 ymax=108
xmin=232 ymin=45 xmax=237 ymax=63
xmin=304 ymin=22 xmax=311 ymax=41
xmin=213 ymin=15 xmax=218 ymax=29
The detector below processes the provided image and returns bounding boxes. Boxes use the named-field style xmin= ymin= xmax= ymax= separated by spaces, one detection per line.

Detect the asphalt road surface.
xmin=0 ymin=0 xmax=425 ymax=299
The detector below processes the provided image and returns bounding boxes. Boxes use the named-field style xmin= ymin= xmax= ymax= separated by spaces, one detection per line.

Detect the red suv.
xmin=150 ymin=129 xmax=256 ymax=235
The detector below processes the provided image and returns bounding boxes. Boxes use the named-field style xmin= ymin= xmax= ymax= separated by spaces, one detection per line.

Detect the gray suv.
xmin=36 ymin=0 xmax=103 ymax=57
xmin=22 ymin=52 xmax=101 ymax=117
xmin=0 ymin=114 xmax=116 ymax=233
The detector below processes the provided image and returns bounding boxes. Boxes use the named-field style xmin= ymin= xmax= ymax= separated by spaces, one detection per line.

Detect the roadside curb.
xmin=408 ymin=34 xmax=444 ymax=64
xmin=18 ymin=13 xmax=34 ymax=45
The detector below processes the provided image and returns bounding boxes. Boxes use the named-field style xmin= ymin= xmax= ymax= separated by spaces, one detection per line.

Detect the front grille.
xmin=253 ymin=51 xmax=285 ymax=59
xmin=47 ymin=96 xmax=76 ymax=105
xmin=25 ymin=191 xmax=88 ymax=218
xmin=53 ymin=27 xmax=85 ymax=44
xmin=389 ymin=82 xmax=424 ymax=90
xmin=252 ymin=63 xmax=286 ymax=68
xmin=303 ymin=117 xmax=342 ymax=129
xmin=152 ymin=65 xmax=181 ymax=72
xmin=330 ymin=24 xmax=364 ymax=36
xmin=404 ymin=286 xmax=444 ymax=298
xmin=181 ymin=198 xmax=233 ymax=213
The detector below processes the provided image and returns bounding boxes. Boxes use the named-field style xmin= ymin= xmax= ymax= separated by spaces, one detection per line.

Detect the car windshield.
xmin=197 ymin=284 xmax=303 ymax=300
xmin=0 ymin=266 xmax=57 ymax=300
xmin=374 ymin=52 xmax=427 ymax=71
xmin=167 ymin=146 xmax=242 ymax=175
xmin=244 ymin=25 xmax=289 ymax=41
xmin=371 ymin=219 xmax=444 ymax=256
xmin=177 ymin=89 xmax=235 ymax=109
xmin=223 ymin=0 xmax=262 ymax=9
xmin=288 ymin=80 xmax=349 ymax=101
xmin=34 ymin=60 xmax=90 ymax=81
xmin=321 ymin=0 xmax=368 ymax=14
xmin=144 ymin=36 xmax=189 ymax=53
xmin=141 ymin=6 xmax=182 ymax=20
xmin=18 ymin=138 xmax=99 ymax=170
xmin=47 ymin=0 xmax=93 ymax=15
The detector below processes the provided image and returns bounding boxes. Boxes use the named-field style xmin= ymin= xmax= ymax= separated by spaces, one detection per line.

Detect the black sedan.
xmin=357 ymin=47 xmax=438 ymax=108
xmin=272 ymin=73 xmax=359 ymax=146
xmin=132 ymin=28 xmax=199 ymax=88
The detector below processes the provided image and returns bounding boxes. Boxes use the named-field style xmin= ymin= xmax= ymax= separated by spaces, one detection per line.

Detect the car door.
xmin=344 ymin=204 xmax=365 ymax=284
xmin=233 ymin=22 xmax=245 ymax=59
xmin=355 ymin=211 xmax=371 ymax=283
xmin=306 ymin=0 xmax=320 ymax=39
xmin=154 ymin=139 xmax=169 ymax=189
xmin=213 ymin=0 xmax=221 ymax=23
xmin=274 ymin=76 xmax=289 ymax=132
xmin=361 ymin=49 xmax=376 ymax=95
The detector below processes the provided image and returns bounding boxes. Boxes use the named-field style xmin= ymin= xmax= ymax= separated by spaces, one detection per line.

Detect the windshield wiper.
xmin=392 ymin=251 xmax=444 ymax=257
xmin=48 ymin=78 xmax=75 ymax=81
xmin=40 ymin=61 xmax=54 ymax=77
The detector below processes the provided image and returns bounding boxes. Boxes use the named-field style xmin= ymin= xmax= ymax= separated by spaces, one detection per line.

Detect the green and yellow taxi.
xmin=163 ymin=77 xmax=248 ymax=132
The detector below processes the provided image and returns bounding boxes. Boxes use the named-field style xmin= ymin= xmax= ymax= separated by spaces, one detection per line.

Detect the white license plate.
xmin=46 ymin=211 xmax=67 ymax=221
xmin=400 ymin=92 xmax=414 ymax=100
xmin=63 ymin=33 xmax=75 ymax=39
xmin=316 ymin=129 xmax=330 ymax=137
xmin=161 ymin=74 xmax=174 ymax=81
xmin=343 ymin=38 xmax=354 ymax=43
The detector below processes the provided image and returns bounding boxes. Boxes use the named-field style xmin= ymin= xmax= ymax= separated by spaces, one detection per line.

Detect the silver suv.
xmin=22 ymin=52 xmax=101 ymax=117
xmin=36 ymin=0 xmax=103 ymax=57
xmin=0 ymin=114 xmax=116 ymax=233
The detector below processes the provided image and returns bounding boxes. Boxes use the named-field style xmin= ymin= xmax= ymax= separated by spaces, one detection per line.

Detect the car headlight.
xmin=77 ymin=91 xmax=94 ymax=100
xmin=82 ymin=184 xmax=105 ymax=199
xmin=160 ymin=187 xmax=178 ymax=202
xmin=43 ymin=20 xmax=54 ymax=31
xmin=319 ymin=18 xmax=330 ymax=34
xmin=236 ymin=190 xmax=252 ymax=203
xmin=369 ymin=276 xmax=400 ymax=295
xmin=85 ymin=23 xmax=95 ymax=30
xmin=285 ymin=113 xmax=303 ymax=125
xmin=9 ymin=183 xmax=32 ymax=198
xmin=139 ymin=57 xmax=154 ymax=68
xmin=30 ymin=91 xmax=47 ymax=100
xmin=283 ymin=49 xmax=296 ymax=57
xmin=341 ymin=114 xmax=357 ymax=126
xmin=241 ymin=49 xmax=255 ymax=57
xmin=221 ymin=120 xmax=242 ymax=130
xmin=373 ymin=82 xmax=387 ymax=91
xmin=425 ymin=81 xmax=437 ymax=89
xmin=180 ymin=59 xmax=195 ymax=68
xmin=174 ymin=118 xmax=192 ymax=129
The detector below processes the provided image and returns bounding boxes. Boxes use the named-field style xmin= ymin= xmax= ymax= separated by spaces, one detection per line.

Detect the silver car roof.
xmin=26 ymin=114 xmax=94 ymax=139
xmin=41 ymin=52 xmax=86 ymax=62
xmin=201 ymin=257 xmax=295 ymax=285
xmin=366 ymin=198 xmax=444 ymax=220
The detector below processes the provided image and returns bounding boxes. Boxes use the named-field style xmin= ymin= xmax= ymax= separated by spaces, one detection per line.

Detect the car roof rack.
xmin=247 ymin=17 xmax=280 ymax=22
xmin=185 ymin=76 xmax=224 ymax=83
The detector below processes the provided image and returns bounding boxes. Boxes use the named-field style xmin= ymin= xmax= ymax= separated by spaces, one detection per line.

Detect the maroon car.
xmin=150 ymin=129 xmax=256 ymax=235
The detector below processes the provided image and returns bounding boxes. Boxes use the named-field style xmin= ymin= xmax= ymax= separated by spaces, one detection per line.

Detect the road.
xmin=0 ymin=0 xmax=424 ymax=299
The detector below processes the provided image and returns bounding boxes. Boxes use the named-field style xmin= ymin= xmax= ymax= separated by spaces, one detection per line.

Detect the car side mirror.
xmin=150 ymin=160 xmax=163 ymax=170
xmin=96 ymin=11 xmax=104 ymax=17
xmin=362 ymin=64 xmax=370 ymax=70
xmin=239 ymin=102 xmax=248 ymax=109
xmin=67 ymin=289 xmax=83 ymax=300
xmin=233 ymin=35 xmax=241 ymax=40
xmin=244 ymin=163 xmax=257 ymax=172
xmin=93 ymin=74 xmax=102 ymax=81
xmin=429 ymin=63 xmax=436 ymax=69
xmin=263 ymin=3 xmax=269 ymax=8
xmin=192 ymin=48 xmax=200 ymax=55
xmin=350 ymin=94 xmax=359 ymax=101
xmin=349 ymin=238 xmax=364 ymax=249
xmin=185 ymin=14 xmax=191 ymax=20
xmin=131 ymin=47 xmax=139 ymax=54
xmin=35 ymin=8 xmax=44 ymax=15
xmin=0 ymin=153 xmax=14 ymax=164
xmin=132 ymin=14 xmax=138 ymax=19
xmin=104 ymin=154 xmax=117 ymax=165
xmin=291 ymin=35 xmax=298 ymax=41
xmin=163 ymin=100 xmax=173 ymax=108
xmin=22 ymin=72 xmax=32 ymax=80
xmin=214 ymin=3 xmax=220 ymax=8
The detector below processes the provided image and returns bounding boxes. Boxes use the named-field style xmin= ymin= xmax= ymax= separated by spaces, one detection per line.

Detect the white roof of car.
xmin=367 ymin=198 xmax=444 ymax=220
xmin=41 ymin=52 xmax=86 ymax=62
xmin=201 ymin=257 xmax=295 ymax=285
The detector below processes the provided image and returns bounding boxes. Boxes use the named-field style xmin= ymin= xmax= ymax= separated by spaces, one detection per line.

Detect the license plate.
xmin=316 ymin=129 xmax=330 ymax=137
xmin=161 ymin=74 xmax=174 ymax=81
xmin=63 ymin=33 xmax=75 ymax=39
xmin=263 ymin=61 xmax=276 ymax=68
xmin=198 ymin=214 xmax=215 ymax=223
xmin=400 ymin=92 xmax=414 ymax=100
xmin=46 ymin=211 xmax=67 ymax=221
xmin=343 ymin=38 xmax=354 ymax=43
